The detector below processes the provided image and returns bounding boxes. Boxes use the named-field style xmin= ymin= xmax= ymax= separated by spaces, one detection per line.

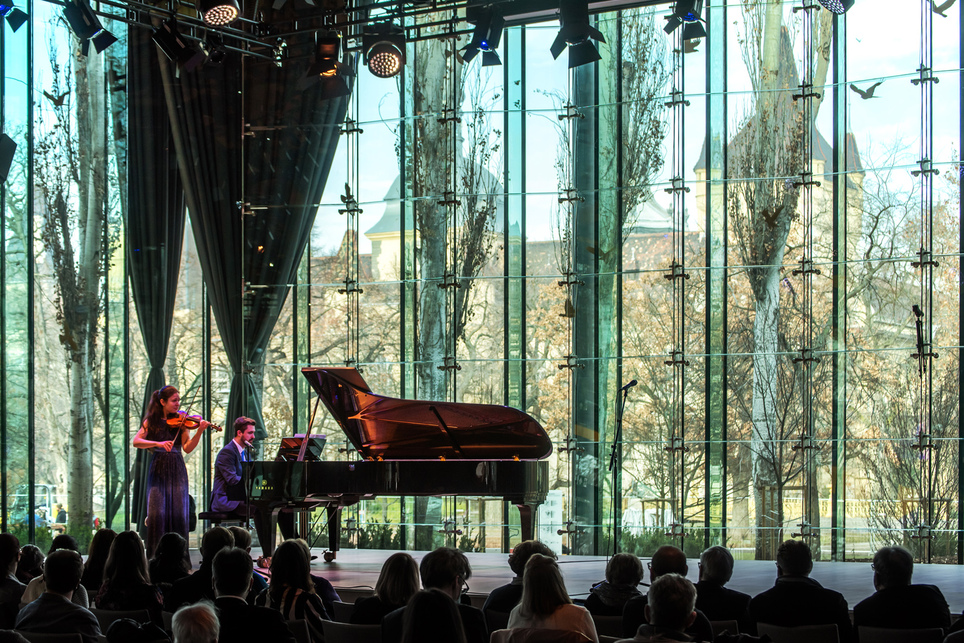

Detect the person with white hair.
xmin=172 ymin=601 xmax=219 ymax=643
xmin=616 ymin=574 xmax=699 ymax=643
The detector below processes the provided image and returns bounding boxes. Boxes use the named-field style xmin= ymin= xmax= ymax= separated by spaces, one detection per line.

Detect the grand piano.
xmin=247 ymin=367 xmax=552 ymax=560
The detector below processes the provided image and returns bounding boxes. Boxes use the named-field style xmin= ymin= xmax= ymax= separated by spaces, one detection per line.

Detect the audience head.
xmin=0 ymin=534 xmax=20 ymax=574
xmin=606 ymin=552 xmax=644 ymax=587
xmin=172 ymin=601 xmax=219 ymax=643
xmin=43 ymin=549 xmax=84 ymax=595
xmin=269 ymin=539 xmax=315 ymax=597
xmin=699 ymin=545 xmax=735 ymax=585
xmin=48 ymin=534 xmax=79 ymax=555
xmin=520 ymin=553 xmax=571 ymax=619
xmin=650 ymin=545 xmax=688 ymax=580
xmin=420 ymin=547 xmax=471 ymax=600
xmin=645 ymin=573 xmax=697 ymax=632
xmin=227 ymin=527 xmax=252 ymax=552
xmin=776 ymin=539 xmax=813 ymax=578
xmin=872 ymin=546 xmax=914 ymax=589
xmin=84 ymin=528 xmax=117 ymax=580
xmin=374 ymin=552 xmax=420 ymax=608
xmin=103 ymin=530 xmax=151 ymax=587
xmin=16 ymin=545 xmax=44 ymax=583
xmin=200 ymin=527 xmax=234 ymax=563
xmin=152 ymin=532 xmax=190 ymax=570
xmin=508 ymin=540 xmax=556 ymax=577
xmin=400 ymin=588 xmax=467 ymax=643
xmin=212 ymin=547 xmax=252 ymax=599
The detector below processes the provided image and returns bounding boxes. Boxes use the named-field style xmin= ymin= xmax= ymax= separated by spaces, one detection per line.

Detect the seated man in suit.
xmin=212 ymin=546 xmax=295 ymax=643
xmin=0 ymin=533 xmax=25 ymax=628
xmin=211 ymin=416 xmax=293 ymax=555
xmin=853 ymin=545 xmax=949 ymax=635
xmin=165 ymin=526 xmax=234 ymax=611
xmin=749 ymin=539 xmax=852 ymax=643
xmin=14 ymin=549 xmax=101 ymax=643
xmin=622 ymin=546 xmax=713 ymax=642
xmin=616 ymin=573 xmax=700 ymax=643
xmin=384 ymin=547 xmax=487 ymax=643
xmin=482 ymin=540 xmax=556 ymax=615
xmin=694 ymin=546 xmax=751 ymax=633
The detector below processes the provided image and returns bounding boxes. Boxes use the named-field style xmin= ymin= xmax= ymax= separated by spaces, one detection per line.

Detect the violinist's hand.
xmin=200 ymin=419 xmax=212 ymax=431
xmin=160 ymin=440 xmax=175 ymax=452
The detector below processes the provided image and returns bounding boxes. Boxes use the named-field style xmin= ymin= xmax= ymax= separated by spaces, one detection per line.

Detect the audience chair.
xmin=320 ymin=620 xmax=381 ymax=643
xmin=757 ymin=622 xmax=839 ymax=643
xmin=286 ymin=619 xmax=311 ymax=643
xmin=945 ymin=631 xmax=964 ymax=643
xmin=89 ymin=608 xmax=151 ymax=633
xmin=332 ymin=600 xmax=355 ymax=623
xmin=858 ymin=626 xmax=944 ymax=643
xmin=14 ymin=634 xmax=83 ymax=643
xmin=161 ymin=610 xmax=173 ymax=634
xmin=195 ymin=511 xmax=246 ymax=530
xmin=490 ymin=629 xmax=592 ymax=643
xmin=465 ymin=593 xmax=487 ymax=609
xmin=484 ymin=609 xmax=510 ymax=634
xmin=710 ymin=620 xmax=740 ymax=636
xmin=334 ymin=588 xmax=374 ymax=604
xmin=598 ymin=637 xmax=621 ymax=643
xmin=590 ymin=614 xmax=623 ymax=637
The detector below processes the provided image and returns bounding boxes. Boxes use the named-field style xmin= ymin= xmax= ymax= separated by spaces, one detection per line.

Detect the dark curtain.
xmin=127 ymin=25 xmax=187 ymax=526
xmin=160 ymin=43 xmax=352 ymax=441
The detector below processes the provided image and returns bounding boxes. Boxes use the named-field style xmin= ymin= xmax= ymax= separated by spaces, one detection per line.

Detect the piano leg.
xmin=323 ymin=505 xmax=341 ymax=562
xmin=516 ymin=503 xmax=538 ymax=542
xmin=256 ymin=507 xmax=281 ymax=559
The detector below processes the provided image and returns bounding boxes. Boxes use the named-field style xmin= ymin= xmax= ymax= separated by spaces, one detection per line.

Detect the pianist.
xmin=211 ymin=417 xmax=293 ymax=552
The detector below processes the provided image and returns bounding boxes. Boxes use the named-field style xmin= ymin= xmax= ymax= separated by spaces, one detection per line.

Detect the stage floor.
xmin=235 ymin=547 xmax=964 ymax=614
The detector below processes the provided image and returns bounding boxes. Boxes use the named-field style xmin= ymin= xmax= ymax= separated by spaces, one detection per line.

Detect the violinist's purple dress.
xmin=144 ymin=417 xmax=190 ymax=558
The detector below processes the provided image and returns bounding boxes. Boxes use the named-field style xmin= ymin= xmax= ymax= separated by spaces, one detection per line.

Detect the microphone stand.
xmin=609 ymin=381 xmax=635 ymax=558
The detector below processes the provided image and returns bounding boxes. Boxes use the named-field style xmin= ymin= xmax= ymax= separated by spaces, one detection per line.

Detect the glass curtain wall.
xmin=1 ymin=0 xmax=961 ymax=561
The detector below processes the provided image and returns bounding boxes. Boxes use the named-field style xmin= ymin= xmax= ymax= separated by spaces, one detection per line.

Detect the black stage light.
xmin=363 ymin=24 xmax=405 ymax=78
xmin=198 ymin=0 xmax=239 ymax=26
xmin=817 ymin=0 xmax=854 ymax=13
xmin=0 ymin=134 xmax=15 ymax=184
xmin=0 ymin=4 xmax=27 ymax=31
xmin=63 ymin=0 xmax=117 ymax=54
xmin=664 ymin=0 xmax=706 ymax=40
xmin=303 ymin=33 xmax=353 ymax=97
xmin=550 ymin=0 xmax=605 ymax=68
xmin=152 ymin=18 xmax=205 ymax=72
xmin=460 ymin=6 xmax=505 ymax=66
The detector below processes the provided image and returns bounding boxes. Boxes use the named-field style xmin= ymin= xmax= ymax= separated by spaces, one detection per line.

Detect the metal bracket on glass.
xmin=341 ymin=118 xmax=363 ymax=135
xmin=663 ymin=176 xmax=690 ymax=195
xmin=558 ymin=355 xmax=583 ymax=371
xmin=663 ymin=436 xmax=689 ymax=453
xmin=792 ymin=171 xmax=821 ymax=190
xmin=663 ymin=261 xmax=690 ymax=282
xmin=792 ymin=2 xmax=820 ymax=14
xmin=557 ymin=103 xmax=584 ymax=121
xmin=664 ymin=350 xmax=690 ymax=368
xmin=237 ymin=201 xmax=265 ymax=217
xmin=558 ymin=188 xmax=583 ymax=204
xmin=437 ymin=356 xmax=461 ymax=372
xmin=792 ymin=82 xmax=822 ymax=102
xmin=792 ymin=257 xmax=821 ymax=277
xmin=792 ymin=348 xmax=820 ymax=365
xmin=910 ymin=524 xmax=933 ymax=541
xmin=438 ymin=273 xmax=461 ymax=290
xmin=557 ymin=436 xmax=583 ymax=455
xmin=437 ymin=107 xmax=462 ymax=124
xmin=436 ymin=520 xmax=463 ymax=537
xmin=557 ymin=272 xmax=584 ymax=288
xmin=911 ymin=65 xmax=940 ymax=86
xmin=911 ymin=431 xmax=934 ymax=453
xmin=911 ymin=158 xmax=941 ymax=178
xmin=341 ymin=517 xmax=359 ymax=535
xmin=791 ymin=434 xmax=819 ymax=452
xmin=339 ymin=189 xmax=362 ymax=216
xmin=911 ymin=247 xmax=939 ymax=269
xmin=791 ymin=521 xmax=816 ymax=539
xmin=557 ymin=520 xmax=579 ymax=536
xmin=664 ymin=90 xmax=690 ymax=108
xmin=338 ymin=278 xmax=363 ymax=296
xmin=438 ymin=191 xmax=461 ymax=207
xmin=664 ymin=522 xmax=687 ymax=539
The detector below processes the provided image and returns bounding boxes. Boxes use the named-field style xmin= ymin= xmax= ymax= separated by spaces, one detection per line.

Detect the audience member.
xmin=14 ymin=549 xmax=101 ymax=643
xmin=14 ymin=546 xmax=42 ymax=585
xmin=694 ymin=546 xmax=750 ymax=633
xmin=255 ymin=539 xmax=329 ymax=642
xmin=351 ymin=552 xmax=420 ymax=624
xmin=748 ymin=539 xmax=852 ymax=642
xmin=164 ymin=526 xmax=233 ymax=611
xmin=227 ymin=526 xmax=267 ymax=600
xmin=212 ymin=547 xmax=295 ymax=642
xmin=80 ymin=528 xmax=116 ymax=593
xmin=20 ymin=534 xmax=89 ymax=609
xmin=0 ymin=630 xmax=27 ymax=643
xmin=95 ymin=530 xmax=164 ymax=625
xmin=172 ymin=601 xmax=219 ymax=643
xmin=402 ymin=588 xmax=468 ymax=643
xmin=616 ymin=573 xmax=699 ymax=643
xmin=852 ymin=545 xmax=950 ymax=635
xmin=622 ymin=546 xmax=712 ymax=641
xmin=507 ymin=553 xmax=598 ymax=642
xmin=483 ymin=540 xmax=556 ymax=615
xmin=383 ymin=547 xmax=487 ymax=643
xmin=0 ymin=534 xmax=24 ymax=629
xmin=586 ymin=553 xmax=645 ymax=617
xmin=149 ymin=532 xmax=191 ymax=588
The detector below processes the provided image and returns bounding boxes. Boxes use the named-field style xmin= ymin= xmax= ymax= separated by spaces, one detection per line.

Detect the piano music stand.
xmin=276 ymin=434 xmax=327 ymax=462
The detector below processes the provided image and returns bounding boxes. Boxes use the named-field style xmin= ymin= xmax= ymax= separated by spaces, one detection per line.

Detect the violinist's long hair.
xmin=145 ymin=386 xmax=179 ymax=425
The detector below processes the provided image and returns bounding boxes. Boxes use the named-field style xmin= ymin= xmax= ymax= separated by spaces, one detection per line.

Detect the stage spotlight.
xmin=152 ymin=18 xmax=205 ymax=72
xmin=0 ymin=5 xmax=27 ymax=31
xmin=63 ymin=0 xmax=116 ymax=54
xmin=816 ymin=0 xmax=854 ymax=13
xmin=363 ymin=24 xmax=405 ymax=78
xmin=302 ymin=32 xmax=353 ymax=97
xmin=198 ymin=0 xmax=239 ymax=26
xmin=0 ymin=134 xmax=15 ymax=184
xmin=200 ymin=33 xmax=227 ymax=65
xmin=460 ymin=6 xmax=505 ymax=66
xmin=550 ymin=0 xmax=606 ymax=69
xmin=664 ymin=0 xmax=706 ymax=40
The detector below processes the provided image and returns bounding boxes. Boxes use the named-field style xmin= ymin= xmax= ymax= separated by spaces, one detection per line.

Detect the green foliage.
xmin=601 ymin=528 xmax=703 ymax=559
xmin=9 ymin=525 xmax=52 ymax=555
xmin=355 ymin=519 xmax=403 ymax=550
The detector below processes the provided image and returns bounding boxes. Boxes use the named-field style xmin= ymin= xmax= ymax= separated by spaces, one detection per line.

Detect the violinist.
xmin=133 ymin=385 xmax=219 ymax=559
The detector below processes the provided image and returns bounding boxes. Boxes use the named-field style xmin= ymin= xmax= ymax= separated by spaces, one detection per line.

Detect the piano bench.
xmin=197 ymin=511 xmax=247 ymax=528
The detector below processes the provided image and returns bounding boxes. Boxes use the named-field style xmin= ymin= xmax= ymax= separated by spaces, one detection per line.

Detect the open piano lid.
xmin=302 ymin=367 xmax=553 ymax=461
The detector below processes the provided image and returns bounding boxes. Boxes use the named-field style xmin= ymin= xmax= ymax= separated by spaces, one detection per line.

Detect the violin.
xmin=167 ymin=411 xmax=223 ymax=432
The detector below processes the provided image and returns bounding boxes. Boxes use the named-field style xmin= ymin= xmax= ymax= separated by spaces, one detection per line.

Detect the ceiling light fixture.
xmin=816 ymin=0 xmax=854 ymax=13
xmin=664 ymin=0 xmax=706 ymax=40
xmin=460 ymin=6 xmax=505 ymax=66
xmin=550 ymin=0 xmax=606 ymax=68
xmin=363 ymin=24 xmax=405 ymax=78
xmin=0 ymin=4 xmax=27 ymax=31
xmin=152 ymin=18 xmax=205 ymax=73
xmin=303 ymin=32 xmax=353 ymax=97
xmin=62 ymin=0 xmax=117 ymax=54
xmin=198 ymin=0 xmax=239 ymax=26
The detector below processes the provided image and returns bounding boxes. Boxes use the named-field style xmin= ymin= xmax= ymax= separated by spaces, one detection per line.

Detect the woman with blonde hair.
xmin=352 ymin=552 xmax=420 ymax=624
xmin=507 ymin=554 xmax=598 ymax=642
